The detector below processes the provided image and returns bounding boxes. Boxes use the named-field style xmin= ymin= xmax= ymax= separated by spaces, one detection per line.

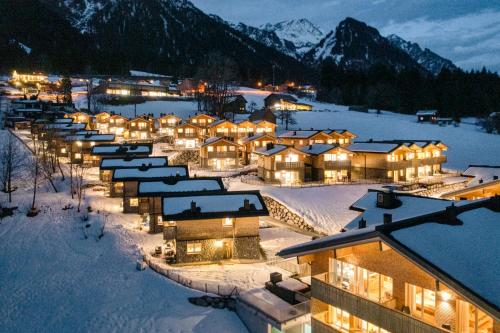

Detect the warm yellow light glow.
xmin=441 ymin=291 xmax=452 ymax=302
xmin=214 ymin=240 xmax=223 ymax=248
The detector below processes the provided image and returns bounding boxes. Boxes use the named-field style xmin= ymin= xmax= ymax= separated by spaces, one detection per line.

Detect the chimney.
xmin=190 ymin=201 xmax=197 ymax=212
xmin=383 ymin=213 xmax=392 ymax=224
xmin=266 ymin=142 xmax=274 ymax=150
xmin=243 ymin=198 xmax=250 ymax=210
xmin=293 ymin=131 xmax=296 ymax=135
xmin=489 ymin=195 xmax=500 ymax=212
xmin=358 ymin=218 xmax=367 ymax=229
xmin=479 ymin=178 xmax=483 ymax=184
xmin=309 ymin=144 xmax=312 ymax=150
xmin=493 ymin=175 xmax=498 ymax=180
xmin=445 ymin=203 xmax=457 ymax=221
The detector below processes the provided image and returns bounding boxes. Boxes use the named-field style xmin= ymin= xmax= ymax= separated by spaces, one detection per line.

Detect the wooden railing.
xmin=207 ymin=151 xmax=238 ymax=159
xmin=312 ymin=275 xmax=450 ymax=333
xmin=323 ymin=160 xmax=351 ymax=170
xmin=275 ymin=161 xmax=304 ymax=169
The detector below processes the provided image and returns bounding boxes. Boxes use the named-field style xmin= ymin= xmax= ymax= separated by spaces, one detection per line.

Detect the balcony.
xmin=419 ymin=155 xmax=447 ymax=165
xmin=177 ymin=132 xmax=198 ymax=139
xmin=275 ymin=161 xmax=304 ymax=170
xmin=312 ymin=274 xmax=449 ymax=333
xmin=207 ymin=151 xmax=238 ymax=159
xmin=387 ymin=159 xmax=412 ymax=170
xmin=324 ymin=160 xmax=351 ymax=170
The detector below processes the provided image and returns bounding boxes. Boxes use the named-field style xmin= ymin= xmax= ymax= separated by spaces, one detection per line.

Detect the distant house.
xmin=416 ymin=109 xmax=438 ymax=123
xmin=136 ymin=177 xmax=225 ymax=233
xmin=249 ymin=109 xmax=277 ymax=124
xmin=65 ymin=134 xmax=116 ymax=165
xmin=207 ymin=119 xmax=238 ymax=140
xmin=200 ymin=137 xmax=239 ymax=170
xmin=162 ymin=191 xmax=268 ymax=263
xmin=110 ymin=165 xmax=189 ymax=199
xmin=65 ymin=111 xmax=92 ymax=128
xmin=278 ymin=130 xmax=334 ymax=149
xmin=253 ymin=119 xmax=277 ymax=136
xmin=178 ymin=78 xmax=205 ymax=96
xmin=264 ymin=93 xmax=312 ymax=111
xmin=187 ymin=113 xmax=217 ymax=136
xmin=94 ymin=112 xmax=111 ymax=133
xmin=223 ymin=95 xmax=247 ymax=114
xmin=441 ymin=165 xmax=500 ymax=200
xmin=99 ymin=156 xmax=168 ymax=182
xmin=157 ymin=114 xmax=182 ymax=136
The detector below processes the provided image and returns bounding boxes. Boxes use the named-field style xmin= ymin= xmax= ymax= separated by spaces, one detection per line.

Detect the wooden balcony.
xmin=312 ymin=275 xmax=449 ymax=333
xmin=387 ymin=159 xmax=412 ymax=170
xmin=323 ymin=160 xmax=351 ymax=170
xmin=207 ymin=151 xmax=238 ymax=159
xmin=275 ymin=161 xmax=304 ymax=170
xmin=177 ymin=132 xmax=199 ymax=139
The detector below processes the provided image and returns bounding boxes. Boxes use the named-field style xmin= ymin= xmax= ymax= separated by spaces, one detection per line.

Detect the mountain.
xmin=386 ymin=34 xmax=457 ymax=75
xmin=304 ymin=17 xmax=422 ymax=72
xmin=0 ymin=0 xmax=309 ymax=82
xmin=260 ymin=19 xmax=324 ymax=56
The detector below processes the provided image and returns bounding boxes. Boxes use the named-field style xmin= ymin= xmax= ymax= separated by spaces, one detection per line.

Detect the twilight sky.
xmin=191 ymin=0 xmax=500 ymax=72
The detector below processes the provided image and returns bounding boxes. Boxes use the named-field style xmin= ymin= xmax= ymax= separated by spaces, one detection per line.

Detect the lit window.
xmin=229 ymin=146 xmax=236 ymax=151
xmin=338 ymin=153 xmax=347 ymax=161
xmin=76 ymin=141 xmax=82 ymax=147
xmin=61 ymin=148 xmax=66 ymax=154
xmin=90 ymin=142 xmax=95 ymax=146
xmin=74 ymin=153 xmax=82 ymax=159
xmin=207 ymin=146 xmax=214 ymax=152
xmin=178 ymin=128 xmax=184 ymax=133
xmin=129 ymin=198 xmax=138 ymax=207
xmin=275 ymin=155 xmax=282 ymax=162
xmin=187 ymin=242 xmax=202 ymax=254
xmin=223 ymin=218 xmax=233 ymax=226
xmin=192 ymin=119 xmax=197 ymax=123
xmin=157 ymin=216 xmax=163 ymax=225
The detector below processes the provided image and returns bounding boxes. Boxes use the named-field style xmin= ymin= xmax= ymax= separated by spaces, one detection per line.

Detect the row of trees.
xmin=318 ymin=61 xmax=500 ymax=119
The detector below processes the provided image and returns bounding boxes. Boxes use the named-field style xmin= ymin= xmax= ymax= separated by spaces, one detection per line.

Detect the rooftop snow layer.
xmin=66 ymin=134 xmax=115 ymax=142
xmin=391 ymin=208 xmax=500 ymax=309
xmin=92 ymin=145 xmax=151 ymax=154
xmin=101 ymin=157 xmax=167 ymax=169
xmin=139 ymin=179 xmax=222 ymax=194
xmin=254 ymin=144 xmax=289 ymax=156
xmin=348 ymin=142 xmax=400 ymax=153
xmin=463 ymin=165 xmax=500 ymax=186
xmin=163 ymin=193 xmax=263 ymax=215
xmin=278 ymin=130 xmax=319 ymax=138
xmin=113 ymin=167 xmax=186 ymax=180
xmin=300 ymin=144 xmax=336 ymax=155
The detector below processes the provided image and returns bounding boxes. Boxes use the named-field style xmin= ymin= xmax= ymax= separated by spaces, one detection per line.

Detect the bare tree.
xmin=74 ymin=164 xmax=87 ymax=212
xmin=0 ymin=132 xmax=25 ymax=202
xmin=277 ymin=108 xmax=297 ymax=130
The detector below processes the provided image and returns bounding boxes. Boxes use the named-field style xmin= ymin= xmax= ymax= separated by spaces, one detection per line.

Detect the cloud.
xmin=380 ymin=9 xmax=500 ymax=71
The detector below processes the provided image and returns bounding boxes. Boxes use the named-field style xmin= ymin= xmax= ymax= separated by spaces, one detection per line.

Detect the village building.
xmin=135 ymin=177 xmax=225 ymax=233
xmin=65 ymin=134 xmax=116 ymax=164
xmin=103 ymin=79 xmax=171 ymax=97
xmin=94 ymin=112 xmax=111 ymax=133
xmin=322 ymin=129 xmax=357 ymax=147
xmin=125 ymin=116 xmax=155 ymax=140
xmin=254 ymin=119 xmax=277 ymax=136
xmin=178 ymin=78 xmax=205 ymax=96
xmin=223 ymin=95 xmax=247 ymax=114
xmin=157 ymin=114 xmax=182 ymax=136
xmin=278 ymin=130 xmax=335 ymax=149
xmin=110 ymin=165 xmax=189 ymax=198
xmin=264 ymin=93 xmax=313 ymax=111
xmin=249 ymin=109 xmax=277 ymax=125
xmin=161 ymin=191 xmax=268 ymax=264
xmin=11 ymin=70 xmax=48 ymax=84
xmin=187 ymin=113 xmax=217 ymax=136
xmin=207 ymin=119 xmax=238 ymax=140
xmin=349 ymin=140 xmax=447 ymax=182
xmin=174 ymin=122 xmax=203 ymax=149
xmin=417 ymin=109 xmax=438 ymax=123
xmin=278 ymin=196 xmax=500 ymax=333
xmin=254 ymin=143 xmax=310 ymax=184
xmin=90 ymin=143 xmax=153 ymax=166
xmin=64 ymin=111 xmax=92 ymax=128
xmin=108 ymin=114 xmax=128 ymax=137
xmin=200 ymin=137 xmax=240 ymax=170
xmin=240 ymin=133 xmax=276 ymax=165
xmin=39 ymin=122 xmax=87 ymax=142
xmin=99 ymin=156 xmax=168 ymax=182
xmin=300 ymin=144 xmax=353 ymax=183
xmin=234 ymin=119 xmax=258 ymax=141
xmin=441 ymin=165 xmax=500 ymax=200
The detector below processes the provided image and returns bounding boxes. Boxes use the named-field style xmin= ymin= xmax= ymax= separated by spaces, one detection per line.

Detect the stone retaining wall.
xmin=170 ymin=150 xmax=199 ymax=166
xmin=262 ymin=196 xmax=315 ymax=233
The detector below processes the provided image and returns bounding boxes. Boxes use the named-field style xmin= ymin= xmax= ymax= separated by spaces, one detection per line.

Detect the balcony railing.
xmin=324 ymin=160 xmax=351 ymax=170
xmin=312 ymin=274 xmax=449 ymax=333
xmin=177 ymin=132 xmax=198 ymax=138
xmin=207 ymin=151 xmax=238 ymax=159
xmin=275 ymin=161 xmax=304 ymax=169
xmin=387 ymin=159 xmax=412 ymax=170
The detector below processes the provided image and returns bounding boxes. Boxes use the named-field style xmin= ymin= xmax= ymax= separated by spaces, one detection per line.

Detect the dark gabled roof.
xmin=65 ymin=134 xmax=115 ymax=142
xmin=91 ymin=143 xmax=153 ymax=156
xmin=278 ymin=197 xmax=500 ymax=318
xmin=162 ymin=190 xmax=269 ymax=220
xmin=264 ymin=93 xmax=297 ymax=103
xmin=137 ymin=177 xmax=225 ymax=196
xmin=99 ymin=156 xmax=168 ymax=170
xmin=111 ymin=165 xmax=189 ymax=182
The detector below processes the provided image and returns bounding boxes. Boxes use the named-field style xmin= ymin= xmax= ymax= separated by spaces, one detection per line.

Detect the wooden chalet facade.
xmin=187 ymin=114 xmax=217 ymax=136
xmin=125 ymin=116 xmax=155 ymax=140
xmin=208 ymin=119 xmax=238 ymax=140
xmin=278 ymin=197 xmax=500 ymax=333
xmin=254 ymin=144 xmax=310 ymax=184
xmin=135 ymin=177 xmax=225 ymax=233
xmin=94 ymin=112 xmax=111 ymax=133
xmin=65 ymin=134 xmax=116 ymax=164
xmin=240 ymin=133 xmax=276 ymax=165
xmin=300 ymin=144 xmax=353 ymax=183
xmin=278 ymin=130 xmax=356 ymax=149
xmin=157 ymin=114 xmax=182 ymax=136
xmin=162 ymin=191 xmax=269 ymax=264
xmin=174 ymin=123 xmax=203 ymax=149
xmin=200 ymin=137 xmax=239 ymax=170
xmin=65 ymin=111 xmax=92 ymax=128
xmin=108 ymin=114 xmax=128 ymax=137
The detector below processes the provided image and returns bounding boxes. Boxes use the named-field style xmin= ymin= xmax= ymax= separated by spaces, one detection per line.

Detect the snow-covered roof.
xmin=278 ymin=130 xmax=320 ymax=139
xmin=345 ymin=190 xmax=455 ymax=230
xmin=138 ymin=179 xmax=223 ymax=194
xmin=113 ymin=166 xmax=188 ymax=181
xmin=416 ymin=110 xmax=438 ymax=116
xmin=209 ymin=119 xmax=235 ymax=127
xmin=65 ymin=134 xmax=115 ymax=142
xmin=14 ymin=108 xmax=42 ymax=112
xmin=91 ymin=144 xmax=151 ymax=155
xmin=254 ymin=144 xmax=290 ymax=156
xmin=162 ymin=191 xmax=267 ymax=219
xmin=100 ymin=157 xmax=167 ymax=169
xmin=391 ymin=207 xmax=500 ymax=310
xmin=54 ymin=118 xmax=73 ymax=124
xmin=463 ymin=165 xmax=500 ymax=186
xmin=44 ymin=123 xmax=86 ymax=130
xmin=300 ymin=144 xmax=338 ymax=155
xmin=240 ymin=133 xmax=273 ymax=143
xmin=348 ymin=142 xmax=401 ymax=153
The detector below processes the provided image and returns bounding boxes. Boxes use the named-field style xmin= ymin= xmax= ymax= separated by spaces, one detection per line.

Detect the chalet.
xmin=108 ymin=114 xmax=128 ymax=137
xmin=11 ymin=70 xmax=48 ymax=83
xmin=278 ymin=197 xmax=500 ymax=333
xmin=200 ymin=137 xmax=239 ymax=170
xmin=110 ymin=165 xmax=189 ymax=198
xmin=157 ymin=114 xmax=182 ymax=136
xmin=104 ymin=79 xmax=170 ymax=97
xmin=125 ymin=116 xmax=155 ymax=140
xmin=417 ymin=109 xmax=438 ymax=123
xmin=349 ymin=140 xmax=448 ymax=182
xmin=65 ymin=134 xmax=116 ymax=165
xmin=94 ymin=112 xmax=111 ymax=133
xmin=187 ymin=113 xmax=217 ymax=136
xmin=264 ymin=93 xmax=313 ymax=111
xmin=248 ymin=109 xmax=277 ymax=124
xmin=207 ymin=119 xmax=238 ymax=140
xmin=254 ymin=119 xmax=277 ymax=136
xmin=99 ymin=156 xmax=168 ymax=182
xmin=39 ymin=122 xmax=86 ymax=142
xmin=322 ymin=129 xmax=357 ymax=147
xmin=162 ymin=191 xmax=269 ymax=264
xmin=240 ymin=133 xmax=276 ymax=165
xmin=254 ymin=144 xmax=310 ymax=184
xmin=174 ymin=123 xmax=203 ymax=149
xmin=235 ymin=119 xmax=258 ymax=140
xmin=178 ymin=78 xmax=205 ymax=96
xmin=300 ymin=144 xmax=353 ymax=183
xmin=135 ymin=177 xmax=225 ymax=233
xmin=223 ymin=95 xmax=247 ymax=114
xmin=90 ymin=143 xmax=152 ymax=165
xmin=65 ymin=111 xmax=92 ymax=128
xmin=278 ymin=130 xmax=333 ymax=149
xmin=441 ymin=165 xmax=500 ymax=200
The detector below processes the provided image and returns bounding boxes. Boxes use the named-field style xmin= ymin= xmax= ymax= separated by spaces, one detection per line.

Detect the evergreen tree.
xmin=60 ymin=76 xmax=72 ymax=104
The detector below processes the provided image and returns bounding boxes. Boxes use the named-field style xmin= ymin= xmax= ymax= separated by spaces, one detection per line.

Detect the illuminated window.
xmin=324 ymin=154 xmax=336 ymax=161
xmin=74 ymin=153 xmax=82 ymax=159
xmin=61 ymin=148 xmax=66 ymax=154
xmin=187 ymin=242 xmax=202 ymax=254
xmin=90 ymin=142 xmax=95 ymax=146
xmin=129 ymin=198 xmax=139 ymax=207
xmin=157 ymin=216 xmax=163 ymax=225
xmin=207 ymin=146 xmax=214 ymax=152
xmin=339 ymin=153 xmax=347 ymax=161
xmin=178 ymin=128 xmax=184 ymax=133
xmin=229 ymin=146 xmax=236 ymax=151
xmin=192 ymin=119 xmax=197 ymax=123
xmin=223 ymin=218 xmax=233 ymax=226
xmin=76 ymin=141 xmax=82 ymax=147
xmin=275 ymin=155 xmax=282 ymax=162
